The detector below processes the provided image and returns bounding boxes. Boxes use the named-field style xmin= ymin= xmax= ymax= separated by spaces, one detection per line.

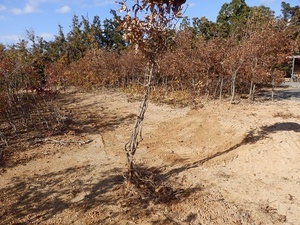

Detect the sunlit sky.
xmin=0 ymin=0 xmax=298 ymax=45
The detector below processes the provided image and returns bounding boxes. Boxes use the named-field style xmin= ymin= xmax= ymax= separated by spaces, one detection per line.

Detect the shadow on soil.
xmin=163 ymin=122 xmax=300 ymax=178
xmin=0 ymin=164 xmax=124 ymax=224
xmin=0 ymin=93 xmax=136 ymax=170
xmin=54 ymin=91 xmax=137 ymax=135
xmin=0 ymin=164 xmax=202 ymax=224
xmin=257 ymin=82 xmax=300 ymax=101
xmin=67 ymin=111 xmax=136 ymax=135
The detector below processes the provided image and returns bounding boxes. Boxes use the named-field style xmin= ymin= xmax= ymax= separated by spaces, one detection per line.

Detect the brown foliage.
xmin=65 ymin=48 xmax=146 ymax=90
xmin=34 ymin=6 xmax=293 ymax=103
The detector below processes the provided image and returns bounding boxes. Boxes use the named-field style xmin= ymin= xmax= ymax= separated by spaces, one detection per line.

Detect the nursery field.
xmin=1 ymin=87 xmax=300 ymax=224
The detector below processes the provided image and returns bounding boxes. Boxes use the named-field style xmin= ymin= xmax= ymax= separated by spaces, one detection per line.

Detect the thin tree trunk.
xmin=249 ymin=78 xmax=254 ymax=101
xmin=249 ymin=58 xmax=258 ymax=102
xmin=230 ymin=72 xmax=237 ymax=103
xmin=213 ymin=78 xmax=220 ymax=98
xmin=249 ymin=79 xmax=256 ymax=102
xmin=271 ymin=69 xmax=275 ymax=101
xmin=124 ymin=62 xmax=154 ymax=181
xmin=219 ymin=75 xmax=224 ymax=102
xmin=252 ymin=84 xmax=256 ymax=102
xmin=205 ymin=69 xmax=210 ymax=97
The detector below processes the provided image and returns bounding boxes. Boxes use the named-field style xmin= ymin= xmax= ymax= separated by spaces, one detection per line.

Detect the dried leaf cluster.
xmin=118 ymin=0 xmax=180 ymax=60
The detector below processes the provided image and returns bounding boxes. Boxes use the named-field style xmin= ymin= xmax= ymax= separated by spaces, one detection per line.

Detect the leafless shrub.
xmin=0 ymin=91 xmax=66 ymax=167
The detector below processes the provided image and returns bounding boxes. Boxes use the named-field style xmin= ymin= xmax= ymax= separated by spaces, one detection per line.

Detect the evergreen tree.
xmin=102 ymin=10 xmax=126 ymax=52
xmin=47 ymin=24 xmax=67 ymax=62
xmin=192 ymin=17 xmax=218 ymax=39
xmin=216 ymin=0 xmax=250 ymax=37
xmin=81 ymin=15 xmax=92 ymax=49
xmin=281 ymin=2 xmax=300 ymax=40
xmin=179 ymin=16 xmax=191 ymax=30
xmin=179 ymin=16 xmax=217 ymax=43
xmin=90 ymin=15 xmax=104 ymax=48
xmin=66 ymin=14 xmax=85 ymax=61
xmin=25 ymin=30 xmax=50 ymax=84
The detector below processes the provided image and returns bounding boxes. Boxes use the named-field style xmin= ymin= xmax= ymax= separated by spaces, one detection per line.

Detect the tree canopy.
xmin=0 ymin=1 xmax=299 ymax=101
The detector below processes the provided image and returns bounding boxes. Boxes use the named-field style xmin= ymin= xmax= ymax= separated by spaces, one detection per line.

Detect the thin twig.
xmin=33 ymin=138 xmax=93 ymax=145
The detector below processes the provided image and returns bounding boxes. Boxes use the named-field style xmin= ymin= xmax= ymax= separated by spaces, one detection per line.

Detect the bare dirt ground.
xmin=1 ymin=86 xmax=300 ymax=225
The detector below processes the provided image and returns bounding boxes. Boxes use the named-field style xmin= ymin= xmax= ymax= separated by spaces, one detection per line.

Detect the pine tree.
xmin=216 ymin=0 xmax=250 ymax=38
xmin=281 ymin=2 xmax=300 ymax=40
xmin=102 ymin=10 xmax=126 ymax=52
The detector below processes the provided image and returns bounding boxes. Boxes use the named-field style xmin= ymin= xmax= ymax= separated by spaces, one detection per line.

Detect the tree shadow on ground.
xmin=0 ymin=93 xmax=136 ymax=170
xmin=66 ymin=110 xmax=136 ymax=135
xmin=54 ymin=91 xmax=137 ymax=135
xmin=0 ymin=161 xmax=203 ymax=224
xmin=257 ymin=85 xmax=300 ymax=101
xmin=274 ymin=90 xmax=300 ymax=100
xmin=163 ymin=122 xmax=300 ymax=179
xmin=2 ymin=115 xmax=298 ymax=224
xmin=0 ymin=164 xmax=125 ymax=224
xmin=73 ymin=165 xmax=203 ymax=224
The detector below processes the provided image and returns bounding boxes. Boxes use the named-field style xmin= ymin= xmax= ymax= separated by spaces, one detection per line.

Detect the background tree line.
xmin=0 ymin=0 xmax=300 ymax=106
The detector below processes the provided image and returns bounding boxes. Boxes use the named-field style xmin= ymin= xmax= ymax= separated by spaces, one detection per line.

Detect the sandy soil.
xmin=1 ymin=88 xmax=300 ymax=224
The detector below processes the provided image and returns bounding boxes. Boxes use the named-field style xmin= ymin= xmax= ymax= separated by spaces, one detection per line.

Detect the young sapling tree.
xmin=118 ymin=0 xmax=186 ymax=181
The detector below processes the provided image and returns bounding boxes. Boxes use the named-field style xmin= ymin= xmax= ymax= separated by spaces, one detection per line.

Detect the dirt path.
xmin=1 ymin=89 xmax=300 ymax=224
